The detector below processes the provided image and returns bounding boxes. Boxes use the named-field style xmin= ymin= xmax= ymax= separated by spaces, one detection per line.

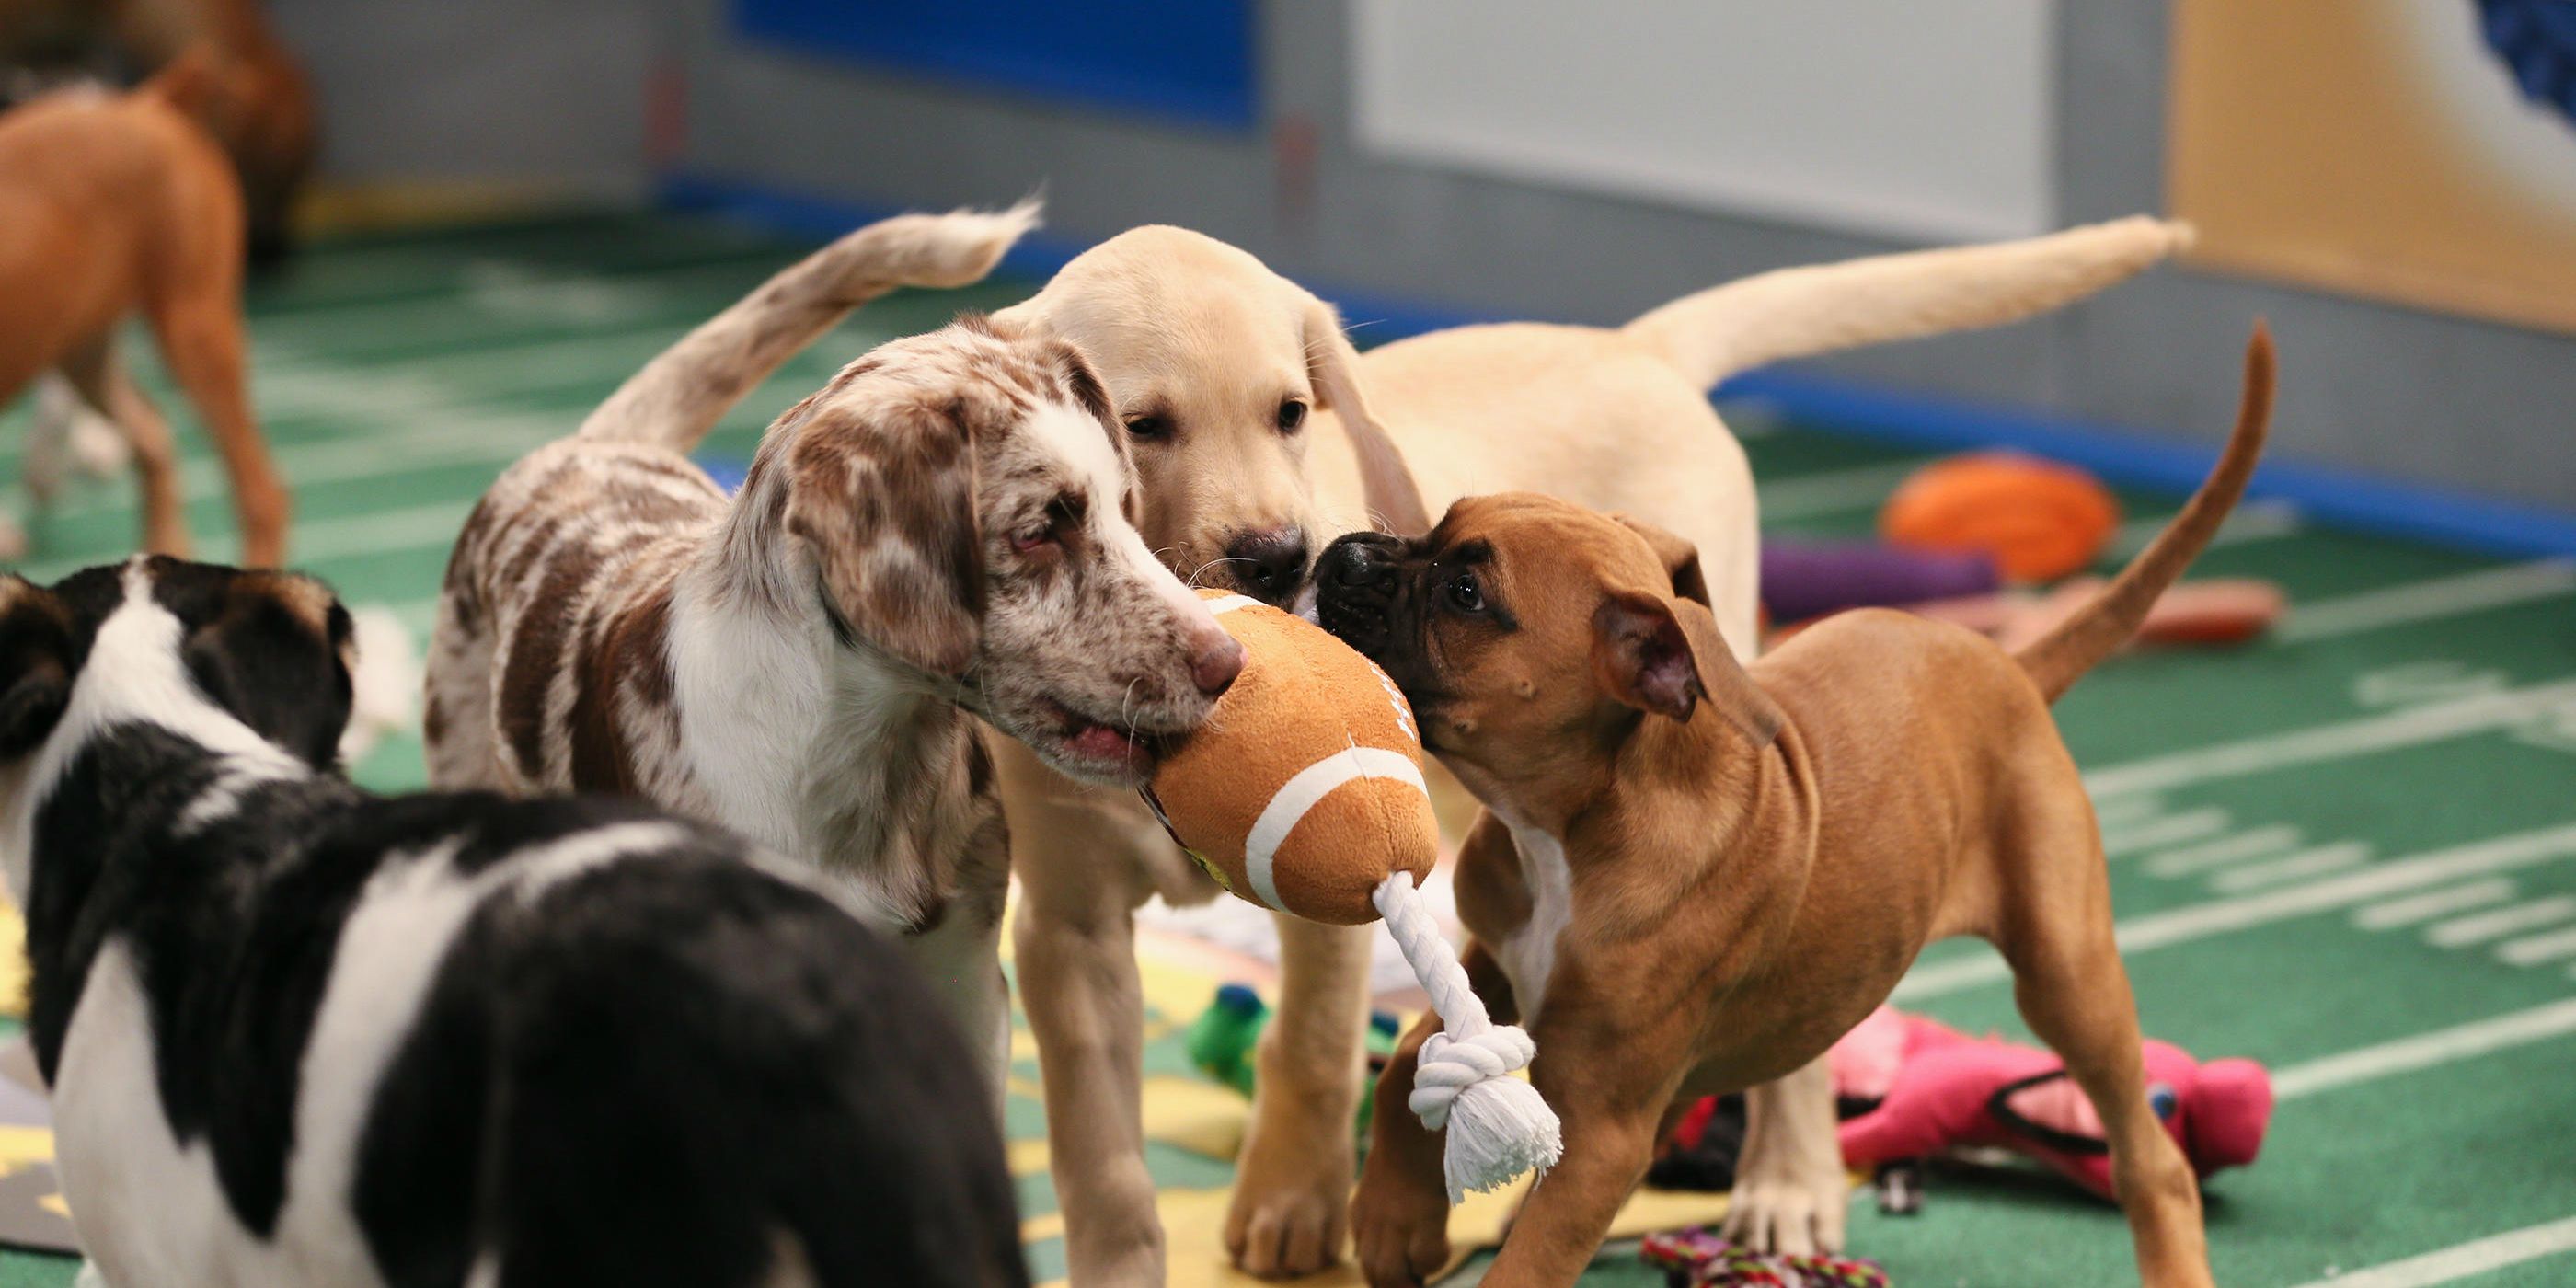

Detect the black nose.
xmin=1322 ymin=535 xmax=1392 ymax=592
xmin=1225 ymin=528 xmax=1309 ymax=604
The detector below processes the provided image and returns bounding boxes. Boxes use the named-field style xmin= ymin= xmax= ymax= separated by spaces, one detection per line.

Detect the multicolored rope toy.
xmin=1641 ymin=1228 xmax=1891 ymax=1288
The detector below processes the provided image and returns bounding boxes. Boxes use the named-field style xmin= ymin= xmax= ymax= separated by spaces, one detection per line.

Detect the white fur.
xmin=1492 ymin=819 xmax=1573 ymax=1027
xmin=1027 ymin=399 xmax=1224 ymax=639
xmin=2 ymin=564 xmax=300 ymax=901
xmin=663 ymin=577 xmax=926 ymax=933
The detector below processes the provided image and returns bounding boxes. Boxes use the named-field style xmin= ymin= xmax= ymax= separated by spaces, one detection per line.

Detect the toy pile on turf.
xmin=1650 ymin=1006 xmax=2274 ymax=1210
xmin=1762 ymin=451 xmax=2283 ymax=650
xmin=1641 ymin=1228 xmax=1889 ymax=1288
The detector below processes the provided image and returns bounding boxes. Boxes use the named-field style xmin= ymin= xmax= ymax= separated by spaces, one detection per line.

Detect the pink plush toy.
xmin=1831 ymin=1006 xmax=2272 ymax=1201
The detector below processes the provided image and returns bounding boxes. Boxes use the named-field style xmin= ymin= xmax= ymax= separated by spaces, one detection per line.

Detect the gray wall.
xmin=272 ymin=0 xmax=656 ymax=199
xmin=672 ymin=0 xmax=2576 ymax=512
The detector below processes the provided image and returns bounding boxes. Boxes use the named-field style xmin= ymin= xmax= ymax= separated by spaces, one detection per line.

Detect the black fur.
xmin=4 ymin=560 xmax=1028 ymax=1287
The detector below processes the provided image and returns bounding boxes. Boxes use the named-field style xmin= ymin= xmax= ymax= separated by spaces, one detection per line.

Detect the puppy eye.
xmin=1446 ymin=571 xmax=1484 ymax=614
xmin=1124 ymin=414 xmax=1170 ymax=442
xmin=1275 ymin=399 xmax=1308 ymax=433
xmin=1014 ymin=494 xmax=1087 ymax=554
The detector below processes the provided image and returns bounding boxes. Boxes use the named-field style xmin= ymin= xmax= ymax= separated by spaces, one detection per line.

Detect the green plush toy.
xmin=1185 ymin=983 xmax=1402 ymax=1135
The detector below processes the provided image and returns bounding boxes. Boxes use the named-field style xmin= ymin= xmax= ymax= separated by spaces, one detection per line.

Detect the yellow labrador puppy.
xmin=992 ymin=216 xmax=2191 ymax=1282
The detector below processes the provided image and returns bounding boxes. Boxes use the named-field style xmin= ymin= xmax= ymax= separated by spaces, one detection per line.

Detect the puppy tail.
xmin=1618 ymin=215 xmax=2192 ymax=391
xmin=2016 ymin=324 xmax=2274 ymax=704
xmin=577 ymin=200 xmax=1041 ymax=450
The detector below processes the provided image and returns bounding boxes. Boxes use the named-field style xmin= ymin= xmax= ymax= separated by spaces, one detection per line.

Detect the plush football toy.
xmin=1144 ymin=589 xmax=1562 ymax=1200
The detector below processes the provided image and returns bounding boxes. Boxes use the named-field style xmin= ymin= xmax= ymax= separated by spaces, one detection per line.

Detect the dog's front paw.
xmin=1350 ymin=1166 xmax=1450 ymax=1288
xmin=1225 ymin=1103 xmax=1356 ymax=1276
xmin=1720 ymin=1168 xmax=1849 ymax=1256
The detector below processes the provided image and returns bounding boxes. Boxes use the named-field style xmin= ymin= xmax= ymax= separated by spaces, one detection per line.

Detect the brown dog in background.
xmin=2 ymin=0 xmax=316 ymax=264
xmin=0 ymin=54 xmax=288 ymax=565
xmin=1316 ymin=327 xmax=2273 ymax=1287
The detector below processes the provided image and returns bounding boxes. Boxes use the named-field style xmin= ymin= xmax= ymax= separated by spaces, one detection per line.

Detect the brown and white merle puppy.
xmin=424 ymin=206 xmax=1240 ymax=1088
xmin=0 ymin=558 xmax=1026 ymax=1288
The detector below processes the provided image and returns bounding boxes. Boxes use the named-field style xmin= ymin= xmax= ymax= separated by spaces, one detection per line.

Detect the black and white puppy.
xmin=0 ymin=557 xmax=1026 ymax=1288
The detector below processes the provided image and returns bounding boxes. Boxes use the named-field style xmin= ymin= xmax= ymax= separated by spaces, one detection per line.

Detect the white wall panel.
xmin=1351 ymin=0 xmax=2058 ymax=242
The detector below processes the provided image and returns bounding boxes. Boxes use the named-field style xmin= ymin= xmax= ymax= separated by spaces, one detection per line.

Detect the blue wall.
xmin=732 ymin=0 xmax=1259 ymax=129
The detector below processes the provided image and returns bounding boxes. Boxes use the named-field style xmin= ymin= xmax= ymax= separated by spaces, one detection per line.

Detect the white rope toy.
xmin=1372 ymin=871 xmax=1563 ymax=1201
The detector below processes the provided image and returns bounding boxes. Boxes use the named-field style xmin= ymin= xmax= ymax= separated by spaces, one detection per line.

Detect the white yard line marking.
xmin=2273 ymin=997 xmax=2576 ymax=1100
xmin=1894 ymin=822 xmax=2576 ymax=999
xmin=2106 ymin=497 xmax=2303 ymax=559
xmin=19 ymin=498 xmax=476 ymax=584
xmin=45 ymin=406 xmax=560 ymax=522
xmin=2496 ymin=924 xmax=2576 ymax=967
xmin=2100 ymin=807 xmax=2230 ymax=857
xmin=2352 ymin=879 xmax=2517 ymax=930
xmin=1756 ymin=462 xmax=1922 ymax=523
xmin=2207 ymin=841 xmax=2370 ymax=893
xmin=2425 ymin=895 xmax=2576 ymax=949
xmin=2083 ymin=680 xmax=2576 ymax=799
xmin=2277 ymin=559 xmax=2576 ymax=644
xmin=2090 ymin=794 xmax=2166 ymax=830
xmin=2281 ymin=1215 xmax=2576 ymax=1288
xmin=2144 ymin=824 xmax=2303 ymax=878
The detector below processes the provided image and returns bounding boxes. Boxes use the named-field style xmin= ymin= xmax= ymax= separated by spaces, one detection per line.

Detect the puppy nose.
xmin=1226 ymin=528 xmax=1309 ymax=605
xmin=1191 ymin=635 xmax=1245 ymax=697
xmin=1325 ymin=539 xmax=1386 ymax=590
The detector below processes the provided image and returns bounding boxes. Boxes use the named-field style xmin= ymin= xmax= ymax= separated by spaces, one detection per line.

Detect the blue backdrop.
xmin=732 ymin=0 xmax=1259 ymax=129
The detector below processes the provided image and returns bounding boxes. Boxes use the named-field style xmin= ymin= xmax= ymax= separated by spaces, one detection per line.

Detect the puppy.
xmin=0 ymin=56 xmax=288 ymax=565
xmin=426 ymin=208 xmax=1240 ymax=1094
xmin=987 ymin=216 xmax=2195 ymax=1275
xmin=0 ymin=0 xmax=318 ymax=264
xmin=0 ymin=558 xmax=1026 ymax=1288
xmin=1318 ymin=328 xmax=2274 ymax=1288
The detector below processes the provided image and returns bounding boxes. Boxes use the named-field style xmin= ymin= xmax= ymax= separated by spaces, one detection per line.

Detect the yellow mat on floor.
xmin=1007 ymin=938 xmax=1731 ymax=1287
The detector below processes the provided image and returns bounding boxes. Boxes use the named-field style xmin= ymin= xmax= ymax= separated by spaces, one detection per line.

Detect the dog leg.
xmin=1225 ymin=914 xmax=1370 ymax=1277
xmin=148 ymin=297 xmax=286 ymax=566
xmin=57 ymin=338 xmax=189 ymax=558
xmin=1477 ymin=1031 xmax=1681 ymax=1288
xmin=1719 ymin=1054 xmax=1849 ymax=1254
xmin=903 ymin=892 xmax=1012 ymax=1112
xmin=1352 ymin=944 xmax=1516 ymax=1288
xmin=1998 ymin=793 xmax=2214 ymax=1288
xmin=1006 ymin=760 xmax=1167 ymax=1287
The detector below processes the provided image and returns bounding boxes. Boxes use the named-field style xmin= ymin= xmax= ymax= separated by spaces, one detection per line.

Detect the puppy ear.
xmin=1611 ymin=514 xmax=1709 ymax=606
xmin=1591 ymin=589 xmax=1782 ymax=744
xmin=181 ymin=570 xmax=355 ymax=768
xmin=0 ymin=578 xmax=75 ymax=760
xmin=786 ymin=398 xmax=983 ymax=677
xmin=1302 ymin=295 xmax=1431 ymax=536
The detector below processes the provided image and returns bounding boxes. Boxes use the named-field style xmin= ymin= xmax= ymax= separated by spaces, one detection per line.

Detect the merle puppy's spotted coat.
xmin=0 ymin=558 xmax=1025 ymax=1288
xmin=423 ymin=206 xmax=1241 ymax=1085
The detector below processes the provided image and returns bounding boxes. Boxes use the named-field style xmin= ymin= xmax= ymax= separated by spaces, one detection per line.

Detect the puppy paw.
xmin=1720 ymin=1170 xmax=1849 ymax=1256
xmin=1225 ymin=1108 xmax=1356 ymax=1276
xmin=1350 ymin=1177 xmax=1450 ymax=1288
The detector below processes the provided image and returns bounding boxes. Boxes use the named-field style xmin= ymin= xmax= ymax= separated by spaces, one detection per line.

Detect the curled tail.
xmin=2016 ymin=324 xmax=2276 ymax=703
xmin=579 ymin=201 xmax=1040 ymax=450
xmin=1620 ymin=215 xmax=2193 ymax=390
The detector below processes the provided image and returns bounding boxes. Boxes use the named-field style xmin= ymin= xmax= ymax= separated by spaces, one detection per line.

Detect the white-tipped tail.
xmin=578 ymin=200 xmax=1042 ymax=450
xmin=1621 ymin=214 xmax=2193 ymax=391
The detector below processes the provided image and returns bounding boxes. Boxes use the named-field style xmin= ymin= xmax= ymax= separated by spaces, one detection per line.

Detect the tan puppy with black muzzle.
xmin=1316 ymin=328 xmax=2274 ymax=1287
xmin=991 ymin=216 xmax=2199 ymax=1281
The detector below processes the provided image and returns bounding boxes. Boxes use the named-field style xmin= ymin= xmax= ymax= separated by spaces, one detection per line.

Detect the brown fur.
xmin=427 ymin=210 xmax=1236 ymax=1103
xmin=990 ymin=216 xmax=2197 ymax=1278
xmin=0 ymin=64 xmax=287 ymax=564
xmin=1 ymin=0 xmax=318 ymax=261
xmin=1334 ymin=331 xmax=2273 ymax=1287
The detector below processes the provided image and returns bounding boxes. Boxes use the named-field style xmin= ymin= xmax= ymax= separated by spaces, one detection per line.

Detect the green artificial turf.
xmin=5 ymin=213 xmax=2572 ymax=1286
